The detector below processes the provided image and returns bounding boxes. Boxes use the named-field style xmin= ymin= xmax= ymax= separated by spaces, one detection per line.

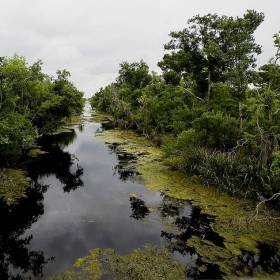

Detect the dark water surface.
xmin=1 ymin=104 xmax=279 ymax=279
xmin=2 ymin=104 xmax=195 ymax=279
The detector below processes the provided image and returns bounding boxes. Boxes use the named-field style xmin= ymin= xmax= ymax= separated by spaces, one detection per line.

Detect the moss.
xmin=187 ymin=236 xmax=239 ymax=277
xmin=0 ymin=168 xmax=30 ymax=204
xmin=48 ymin=245 xmax=186 ymax=280
xmin=50 ymin=115 xmax=85 ymax=135
xmin=254 ymin=271 xmax=280 ymax=279
xmin=50 ymin=127 xmax=74 ymax=135
xmin=28 ymin=148 xmax=47 ymax=157
xmin=90 ymin=109 xmax=113 ymax=123
xmin=148 ymin=206 xmax=155 ymax=212
xmin=141 ymin=218 xmax=152 ymax=225
xmin=65 ymin=115 xmax=84 ymax=125
xmin=130 ymin=192 xmax=139 ymax=198
xmin=198 ymin=265 xmax=207 ymax=273
xmin=92 ymin=113 xmax=280 ymax=278
xmin=48 ymin=249 xmax=104 ymax=280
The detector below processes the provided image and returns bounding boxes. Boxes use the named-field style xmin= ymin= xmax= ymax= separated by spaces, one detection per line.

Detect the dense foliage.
xmin=0 ymin=55 xmax=84 ymax=164
xmin=90 ymin=10 xmax=280 ymax=201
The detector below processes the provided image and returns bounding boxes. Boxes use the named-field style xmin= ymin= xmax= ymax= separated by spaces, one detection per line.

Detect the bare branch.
xmin=177 ymin=86 xmax=203 ymax=101
xmin=249 ymin=192 xmax=280 ymax=223
xmin=274 ymin=108 xmax=280 ymax=115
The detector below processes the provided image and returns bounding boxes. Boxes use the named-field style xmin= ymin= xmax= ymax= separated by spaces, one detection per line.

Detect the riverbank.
xmin=91 ymin=110 xmax=280 ymax=278
xmin=0 ymin=115 xmax=84 ymax=204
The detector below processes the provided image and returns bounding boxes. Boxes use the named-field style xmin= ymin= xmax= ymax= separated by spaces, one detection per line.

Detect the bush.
xmin=163 ymin=130 xmax=280 ymax=198
xmin=0 ymin=113 xmax=38 ymax=159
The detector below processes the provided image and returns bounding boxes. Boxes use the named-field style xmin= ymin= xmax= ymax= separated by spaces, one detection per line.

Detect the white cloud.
xmin=0 ymin=0 xmax=279 ymax=97
xmin=88 ymin=60 xmax=121 ymax=75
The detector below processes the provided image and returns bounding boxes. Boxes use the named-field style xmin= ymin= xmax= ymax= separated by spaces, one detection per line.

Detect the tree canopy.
xmin=0 ymin=54 xmax=84 ymax=163
xmin=90 ymin=10 xmax=280 ymax=203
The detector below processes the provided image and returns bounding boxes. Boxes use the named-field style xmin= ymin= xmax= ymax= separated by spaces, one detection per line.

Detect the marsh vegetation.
xmin=1 ymin=9 xmax=280 ymax=280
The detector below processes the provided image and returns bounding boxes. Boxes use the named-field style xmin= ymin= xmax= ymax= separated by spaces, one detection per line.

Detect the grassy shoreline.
xmin=91 ymin=110 xmax=280 ymax=278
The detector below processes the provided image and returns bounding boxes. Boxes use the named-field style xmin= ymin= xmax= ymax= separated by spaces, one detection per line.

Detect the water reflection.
xmin=187 ymin=260 xmax=224 ymax=279
xmin=159 ymin=196 xmax=225 ymax=253
xmin=159 ymin=196 xmax=225 ymax=278
xmin=0 ymin=184 xmax=53 ymax=279
xmin=51 ymin=129 xmax=77 ymax=149
xmin=2 ymin=105 xmax=278 ymax=279
xmin=78 ymin=124 xmax=84 ymax=132
xmin=101 ymin=120 xmax=115 ymax=130
xmin=27 ymin=131 xmax=84 ymax=193
xmin=130 ymin=196 xmax=151 ymax=220
xmin=106 ymin=142 xmax=140 ymax=182
xmin=238 ymin=243 xmax=280 ymax=275
xmin=0 ymin=130 xmax=84 ymax=277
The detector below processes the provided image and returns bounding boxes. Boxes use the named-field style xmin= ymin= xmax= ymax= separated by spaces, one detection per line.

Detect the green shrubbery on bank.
xmin=0 ymin=55 xmax=84 ymax=201
xmin=90 ymin=10 xmax=280 ymax=203
xmin=0 ymin=55 xmax=84 ymax=162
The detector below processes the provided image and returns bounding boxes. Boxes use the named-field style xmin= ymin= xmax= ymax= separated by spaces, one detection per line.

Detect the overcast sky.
xmin=1 ymin=0 xmax=279 ymax=98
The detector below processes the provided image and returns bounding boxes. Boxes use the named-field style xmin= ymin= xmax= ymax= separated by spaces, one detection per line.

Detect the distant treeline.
xmin=0 ymin=55 xmax=85 ymax=164
xmin=90 ymin=10 xmax=280 ymax=202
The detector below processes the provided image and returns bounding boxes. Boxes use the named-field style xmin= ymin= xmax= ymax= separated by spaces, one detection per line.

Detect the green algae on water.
xmin=28 ymin=148 xmax=47 ymax=157
xmin=48 ymin=244 xmax=186 ymax=280
xmin=92 ymin=113 xmax=280 ymax=278
xmin=50 ymin=115 xmax=85 ymax=135
xmin=0 ymin=168 xmax=30 ymax=204
xmin=90 ymin=109 xmax=113 ymax=124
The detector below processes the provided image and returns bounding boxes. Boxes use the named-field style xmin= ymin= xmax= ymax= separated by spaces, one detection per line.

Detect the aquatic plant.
xmin=48 ymin=244 xmax=186 ymax=280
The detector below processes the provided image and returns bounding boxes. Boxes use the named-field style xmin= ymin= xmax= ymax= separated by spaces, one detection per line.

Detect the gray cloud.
xmin=88 ymin=60 xmax=122 ymax=75
xmin=0 ymin=0 xmax=279 ymax=97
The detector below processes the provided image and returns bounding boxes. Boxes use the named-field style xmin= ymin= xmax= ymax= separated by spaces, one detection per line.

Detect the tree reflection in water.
xmin=159 ymin=196 xmax=225 ymax=279
xmin=159 ymin=195 xmax=280 ymax=277
xmin=27 ymin=130 xmax=84 ymax=193
xmin=0 ymin=130 xmax=85 ymax=278
xmin=106 ymin=142 xmax=140 ymax=182
xmin=0 ymin=183 xmax=53 ymax=279
xmin=238 ymin=243 xmax=280 ymax=276
xmin=130 ymin=196 xmax=150 ymax=220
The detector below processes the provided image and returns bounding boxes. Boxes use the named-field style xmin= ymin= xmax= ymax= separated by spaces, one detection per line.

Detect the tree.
xmin=116 ymin=60 xmax=152 ymax=91
xmin=0 ymin=55 xmax=84 ymax=160
xmin=0 ymin=113 xmax=37 ymax=160
xmin=158 ymin=10 xmax=264 ymax=115
xmin=221 ymin=10 xmax=264 ymax=128
xmin=158 ymin=14 xmax=227 ymax=107
xmin=53 ymin=69 xmax=84 ymax=117
xmin=0 ymin=54 xmax=30 ymax=113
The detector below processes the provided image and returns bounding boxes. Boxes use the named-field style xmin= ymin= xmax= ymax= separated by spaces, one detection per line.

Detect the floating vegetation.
xmin=50 ymin=115 xmax=85 ymax=135
xmin=65 ymin=115 xmax=85 ymax=125
xmin=48 ymin=244 xmax=186 ymax=280
xmin=130 ymin=192 xmax=139 ymax=198
xmin=51 ymin=127 xmax=74 ymax=135
xmin=28 ymin=148 xmax=47 ymax=157
xmin=106 ymin=140 xmax=141 ymax=182
xmin=238 ymin=243 xmax=280 ymax=276
xmin=90 ymin=109 xmax=113 ymax=124
xmin=91 ymin=114 xmax=280 ymax=278
xmin=0 ymin=168 xmax=30 ymax=204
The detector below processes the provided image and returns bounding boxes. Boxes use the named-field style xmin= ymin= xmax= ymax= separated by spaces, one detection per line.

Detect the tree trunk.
xmin=238 ymin=100 xmax=243 ymax=129
xmin=206 ymin=71 xmax=212 ymax=109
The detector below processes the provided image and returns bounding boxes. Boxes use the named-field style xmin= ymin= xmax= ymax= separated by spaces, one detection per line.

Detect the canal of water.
xmin=1 ymin=104 xmax=279 ymax=279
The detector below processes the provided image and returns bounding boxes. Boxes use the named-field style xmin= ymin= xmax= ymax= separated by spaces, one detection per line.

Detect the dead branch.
xmin=249 ymin=192 xmax=280 ymax=223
